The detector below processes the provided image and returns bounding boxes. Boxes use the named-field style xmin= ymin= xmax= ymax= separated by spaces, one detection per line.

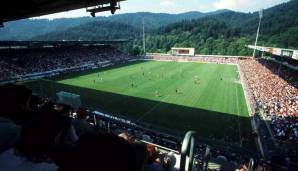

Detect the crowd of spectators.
xmin=0 ymin=45 xmax=130 ymax=81
xmin=239 ymin=58 xmax=298 ymax=143
xmin=148 ymin=54 xmax=240 ymax=64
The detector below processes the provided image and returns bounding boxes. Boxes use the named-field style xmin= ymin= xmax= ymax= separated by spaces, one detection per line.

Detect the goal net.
xmin=56 ymin=91 xmax=82 ymax=110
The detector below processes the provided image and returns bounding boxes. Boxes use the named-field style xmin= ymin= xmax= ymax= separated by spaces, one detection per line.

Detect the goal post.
xmin=56 ymin=91 xmax=82 ymax=110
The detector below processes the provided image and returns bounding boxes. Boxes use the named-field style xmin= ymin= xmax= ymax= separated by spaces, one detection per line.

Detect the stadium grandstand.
xmin=0 ymin=41 xmax=134 ymax=83
xmin=0 ymin=1 xmax=298 ymax=171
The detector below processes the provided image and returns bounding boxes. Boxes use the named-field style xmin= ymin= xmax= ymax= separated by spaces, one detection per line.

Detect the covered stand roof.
xmin=0 ymin=0 xmax=124 ymax=23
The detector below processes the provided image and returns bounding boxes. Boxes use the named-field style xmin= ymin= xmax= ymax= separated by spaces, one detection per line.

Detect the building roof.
xmin=171 ymin=47 xmax=195 ymax=50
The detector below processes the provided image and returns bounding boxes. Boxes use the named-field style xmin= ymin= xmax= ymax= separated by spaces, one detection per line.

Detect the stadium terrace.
xmin=0 ymin=41 xmax=297 ymax=170
xmin=1 ymin=0 xmax=298 ymax=170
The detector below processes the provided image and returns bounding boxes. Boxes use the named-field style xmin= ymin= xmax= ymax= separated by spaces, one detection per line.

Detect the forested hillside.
xmin=142 ymin=19 xmax=252 ymax=55
xmin=140 ymin=0 xmax=298 ymax=55
xmin=1 ymin=0 xmax=297 ymax=56
xmin=0 ymin=11 xmax=214 ymax=40
xmin=0 ymin=18 xmax=92 ymax=40
xmin=33 ymin=21 xmax=137 ymax=41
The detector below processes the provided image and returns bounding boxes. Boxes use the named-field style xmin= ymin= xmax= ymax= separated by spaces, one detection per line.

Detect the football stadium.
xmin=27 ymin=60 xmax=251 ymax=147
xmin=0 ymin=0 xmax=298 ymax=171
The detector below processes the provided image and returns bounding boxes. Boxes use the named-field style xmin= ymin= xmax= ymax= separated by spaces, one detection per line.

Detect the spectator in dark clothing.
xmin=72 ymin=107 xmax=95 ymax=137
xmin=15 ymin=106 xmax=73 ymax=162
xmin=51 ymin=132 xmax=148 ymax=171
xmin=0 ymin=84 xmax=32 ymax=125
xmin=144 ymin=144 xmax=168 ymax=171
xmin=0 ymin=100 xmax=73 ymax=171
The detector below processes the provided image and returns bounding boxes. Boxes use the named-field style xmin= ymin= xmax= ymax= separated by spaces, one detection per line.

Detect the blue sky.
xmin=35 ymin=0 xmax=289 ymax=19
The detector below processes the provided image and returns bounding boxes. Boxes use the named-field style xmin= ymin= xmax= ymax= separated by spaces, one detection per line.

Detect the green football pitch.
xmin=26 ymin=61 xmax=254 ymax=149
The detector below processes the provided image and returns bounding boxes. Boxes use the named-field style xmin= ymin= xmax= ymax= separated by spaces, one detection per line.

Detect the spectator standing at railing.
xmin=72 ymin=107 xmax=94 ymax=138
xmin=143 ymin=144 xmax=171 ymax=171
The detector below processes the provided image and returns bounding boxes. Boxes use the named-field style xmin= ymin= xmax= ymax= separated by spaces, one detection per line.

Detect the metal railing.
xmin=248 ymin=158 xmax=255 ymax=171
xmin=180 ymin=131 xmax=196 ymax=171
xmin=202 ymin=145 xmax=211 ymax=171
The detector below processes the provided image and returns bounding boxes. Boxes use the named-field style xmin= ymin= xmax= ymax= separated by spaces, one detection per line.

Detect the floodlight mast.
xmin=253 ymin=9 xmax=263 ymax=58
xmin=142 ymin=18 xmax=146 ymax=56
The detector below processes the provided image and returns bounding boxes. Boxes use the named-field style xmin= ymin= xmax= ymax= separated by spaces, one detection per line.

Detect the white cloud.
xmin=160 ymin=0 xmax=176 ymax=7
xmin=213 ymin=0 xmax=289 ymax=12
xmin=213 ymin=0 xmax=250 ymax=11
xmin=213 ymin=0 xmax=236 ymax=9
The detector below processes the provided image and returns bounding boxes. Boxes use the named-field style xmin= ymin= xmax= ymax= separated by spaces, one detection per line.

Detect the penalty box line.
xmin=136 ymin=94 xmax=171 ymax=122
